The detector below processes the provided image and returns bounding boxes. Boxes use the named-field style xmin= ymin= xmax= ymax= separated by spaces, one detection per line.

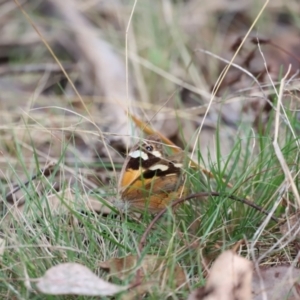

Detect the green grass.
xmin=1 ymin=0 xmax=300 ymax=299
xmin=1 ymin=102 xmax=299 ymax=299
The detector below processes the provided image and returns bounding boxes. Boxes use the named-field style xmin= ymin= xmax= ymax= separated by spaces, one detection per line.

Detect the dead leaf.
xmin=252 ymin=265 xmax=300 ymax=300
xmin=36 ymin=262 xmax=128 ymax=296
xmin=100 ymin=254 xmax=186 ymax=287
xmin=120 ymin=282 xmax=155 ymax=300
xmin=188 ymin=250 xmax=252 ymax=300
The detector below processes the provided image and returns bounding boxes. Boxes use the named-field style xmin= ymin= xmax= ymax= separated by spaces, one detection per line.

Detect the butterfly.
xmin=118 ymin=135 xmax=187 ymax=213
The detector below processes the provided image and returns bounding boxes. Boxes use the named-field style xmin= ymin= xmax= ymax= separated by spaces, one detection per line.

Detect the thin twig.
xmin=133 ymin=190 xmax=280 ymax=289
xmin=138 ymin=191 xmax=279 ymax=252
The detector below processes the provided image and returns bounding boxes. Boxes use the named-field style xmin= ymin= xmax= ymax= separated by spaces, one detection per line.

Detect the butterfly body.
xmin=118 ymin=135 xmax=186 ymax=213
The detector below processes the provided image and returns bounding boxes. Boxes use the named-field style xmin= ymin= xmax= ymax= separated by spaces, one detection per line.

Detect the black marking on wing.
xmin=126 ymin=153 xmax=161 ymax=170
xmin=142 ymin=162 xmax=182 ymax=179
xmin=125 ymin=136 xmax=164 ymax=171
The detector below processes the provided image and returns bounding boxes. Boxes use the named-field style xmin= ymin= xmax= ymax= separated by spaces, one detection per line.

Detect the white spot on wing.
xmin=173 ymin=163 xmax=183 ymax=168
xmin=151 ymin=150 xmax=162 ymax=157
xmin=149 ymin=164 xmax=168 ymax=171
xmin=129 ymin=150 xmax=148 ymax=160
